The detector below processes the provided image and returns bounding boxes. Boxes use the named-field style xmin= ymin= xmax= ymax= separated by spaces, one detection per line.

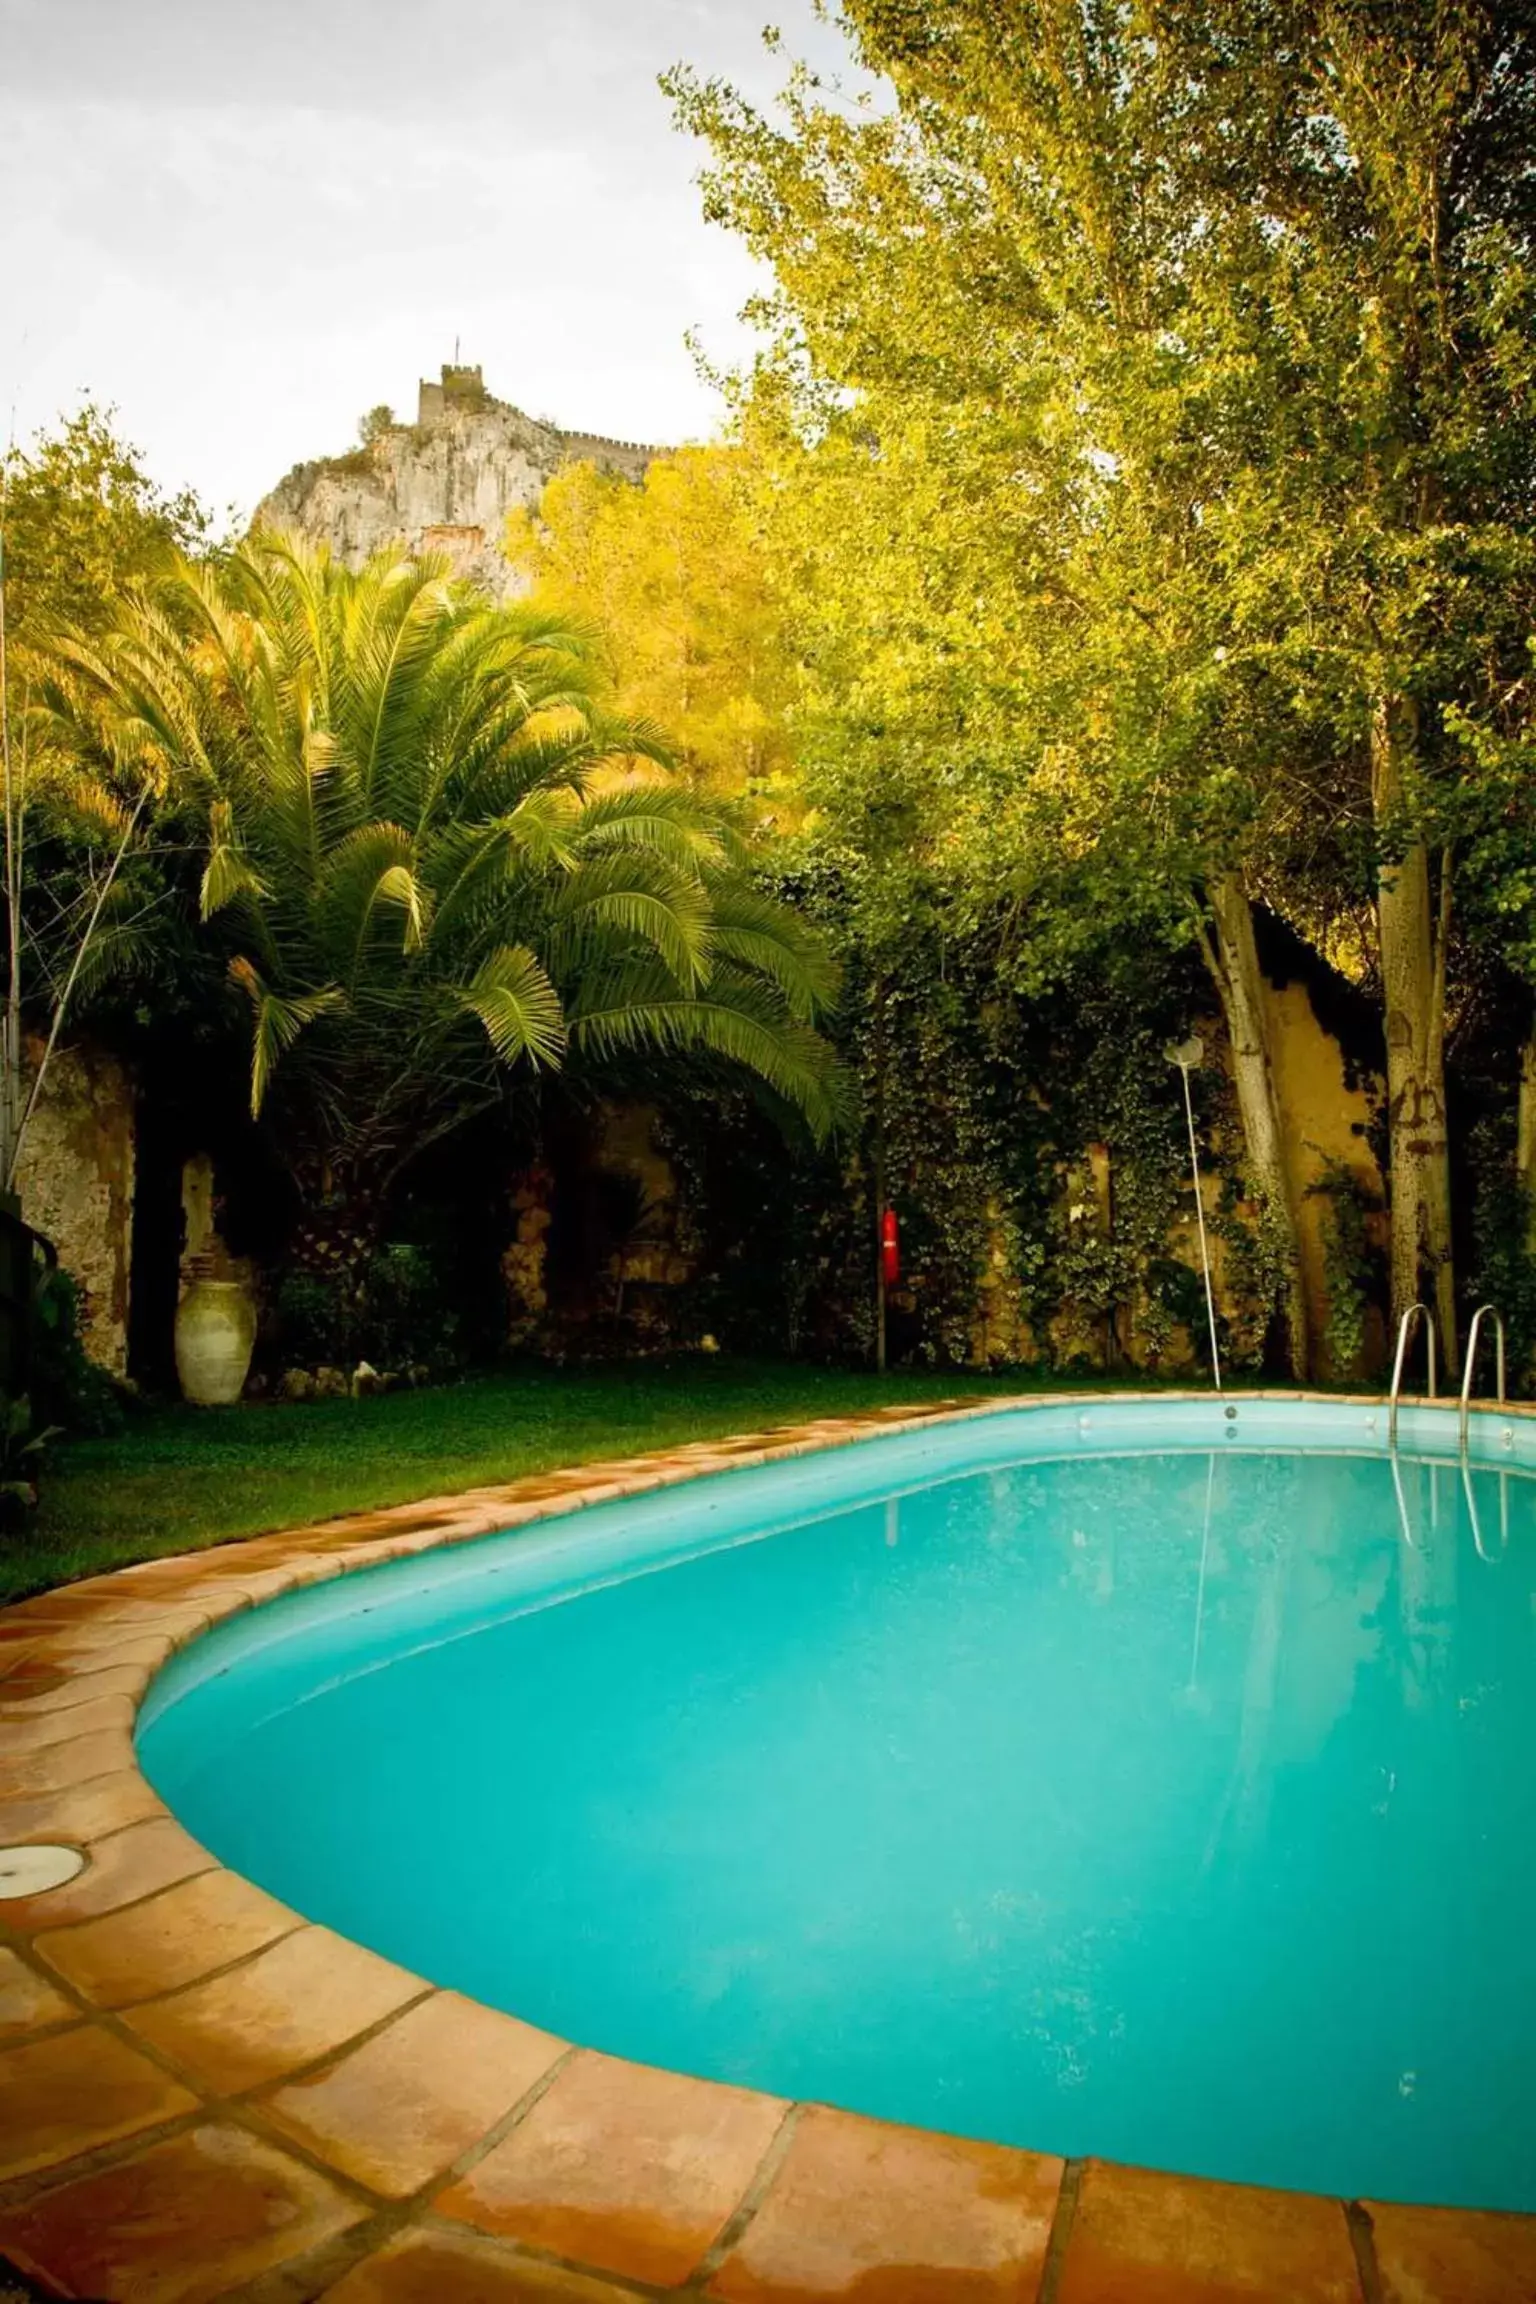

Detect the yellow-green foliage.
xmin=2 ymin=405 xmax=207 ymax=653
xmin=505 ymin=448 xmax=800 ymax=817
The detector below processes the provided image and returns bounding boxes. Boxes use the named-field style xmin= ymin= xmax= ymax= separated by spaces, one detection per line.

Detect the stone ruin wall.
xmin=14 ymin=1039 xmax=135 ymax=1377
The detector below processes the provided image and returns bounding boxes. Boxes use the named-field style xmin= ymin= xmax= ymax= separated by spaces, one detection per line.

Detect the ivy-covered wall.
xmin=608 ymin=917 xmax=1382 ymax=1380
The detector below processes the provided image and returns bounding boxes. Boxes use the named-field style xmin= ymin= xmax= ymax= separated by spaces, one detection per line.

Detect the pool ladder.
xmin=1459 ymin=1304 xmax=1508 ymax=1451
xmin=1386 ymin=1303 xmax=1437 ymax=1450
xmin=1387 ymin=1302 xmax=1513 ymax=1560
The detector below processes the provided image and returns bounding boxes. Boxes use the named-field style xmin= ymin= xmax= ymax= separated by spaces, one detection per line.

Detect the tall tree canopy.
xmin=669 ymin=0 xmax=1536 ymax=1373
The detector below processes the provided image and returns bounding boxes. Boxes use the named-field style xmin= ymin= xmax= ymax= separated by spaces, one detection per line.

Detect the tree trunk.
xmin=1201 ymin=875 xmax=1311 ymax=1381
xmin=1517 ymin=1023 xmax=1536 ymax=1243
xmin=1372 ymin=696 xmax=1458 ymax=1380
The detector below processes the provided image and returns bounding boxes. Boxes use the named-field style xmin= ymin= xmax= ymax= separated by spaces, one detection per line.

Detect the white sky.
xmin=0 ymin=0 xmax=846 ymax=525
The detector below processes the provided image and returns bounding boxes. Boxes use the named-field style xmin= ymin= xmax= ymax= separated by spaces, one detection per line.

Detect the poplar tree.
xmin=670 ymin=0 xmax=1536 ymax=1372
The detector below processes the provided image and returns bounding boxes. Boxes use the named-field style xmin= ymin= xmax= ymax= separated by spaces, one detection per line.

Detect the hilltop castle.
xmin=256 ymin=362 xmax=660 ymax=598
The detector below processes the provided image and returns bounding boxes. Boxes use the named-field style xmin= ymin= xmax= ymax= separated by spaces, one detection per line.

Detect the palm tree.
xmin=40 ymin=534 xmax=838 ymax=1292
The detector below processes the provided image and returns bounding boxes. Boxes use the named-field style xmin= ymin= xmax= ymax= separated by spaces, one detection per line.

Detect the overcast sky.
xmin=0 ymin=0 xmax=847 ymax=524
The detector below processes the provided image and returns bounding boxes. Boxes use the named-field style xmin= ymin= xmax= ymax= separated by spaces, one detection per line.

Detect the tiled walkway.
xmin=1 ymin=1395 xmax=1534 ymax=2301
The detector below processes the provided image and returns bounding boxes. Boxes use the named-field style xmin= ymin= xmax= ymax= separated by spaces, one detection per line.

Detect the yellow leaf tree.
xmin=505 ymin=448 xmax=800 ymax=820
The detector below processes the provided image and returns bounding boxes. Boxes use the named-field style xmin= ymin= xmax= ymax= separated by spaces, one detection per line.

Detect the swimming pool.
xmin=137 ymin=1396 xmax=1536 ymax=2213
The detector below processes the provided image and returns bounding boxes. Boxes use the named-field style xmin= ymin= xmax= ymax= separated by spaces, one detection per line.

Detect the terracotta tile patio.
xmin=0 ymin=1392 xmax=1525 ymax=2299
xmin=259 ymin=1991 xmax=567 ymax=2200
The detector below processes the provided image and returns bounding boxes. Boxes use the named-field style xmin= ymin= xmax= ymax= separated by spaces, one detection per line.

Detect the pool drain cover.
xmin=0 ymin=1844 xmax=86 ymax=1899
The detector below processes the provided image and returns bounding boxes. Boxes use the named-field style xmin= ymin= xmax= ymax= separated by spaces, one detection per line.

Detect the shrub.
xmin=0 ymin=1392 xmax=60 ymax=1531
xmin=364 ymin=1241 xmax=463 ymax=1370
xmin=1467 ymin=1126 xmax=1536 ymax=1392
xmin=1307 ymin=1158 xmax=1382 ymax=1384
xmin=273 ymin=1242 xmax=463 ymax=1374
xmin=273 ymin=1268 xmax=348 ymax=1367
xmin=32 ymin=1264 xmax=124 ymax=1435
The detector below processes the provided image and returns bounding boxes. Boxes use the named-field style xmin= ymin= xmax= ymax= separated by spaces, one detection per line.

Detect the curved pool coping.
xmin=2 ymin=1388 xmax=1536 ymax=2303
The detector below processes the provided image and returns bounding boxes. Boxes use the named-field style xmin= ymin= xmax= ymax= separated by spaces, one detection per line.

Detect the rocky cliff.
xmin=255 ymin=363 xmax=658 ymax=598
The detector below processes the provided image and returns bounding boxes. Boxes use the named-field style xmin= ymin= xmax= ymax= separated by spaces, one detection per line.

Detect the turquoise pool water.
xmin=138 ymin=1399 xmax=1536 ymax=2210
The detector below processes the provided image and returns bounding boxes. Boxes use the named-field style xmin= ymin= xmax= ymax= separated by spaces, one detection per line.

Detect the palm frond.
xmin=315 ymin=823 xmax=425 ymax=980
xmin=551 ymin=860 xmax=715 ymax=989
xmin=572 ymin=781 xmax=728 ymax=871
xmin=570 ymin=962 xmax=841 ymax=1139
xmin=229 ymin=955 xmax=345 ymax=1115
xmin=201 ymin=800 xmax=269 ymax=918
xmin=375 ymin=862 xmax=431 ymax=951
xmin=460 ymin=944 xmax=567 ymax=1068
xmin=706 ymin=884 xmax=841 ymax=1019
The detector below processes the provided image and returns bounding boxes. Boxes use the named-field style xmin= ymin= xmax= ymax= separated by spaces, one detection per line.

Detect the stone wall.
xmin=4 ymin=971 xmax=1381 ymax=1389
xmin=256 ymin=364 xmax=661 ymax=599
xmin=505 ymin=1104 xmax=695 ymax=1348
xmin=502 ymin=1164 xmax=554 ymax=1347
xmin=13 ymin=1039 xmax=135 ymax=1376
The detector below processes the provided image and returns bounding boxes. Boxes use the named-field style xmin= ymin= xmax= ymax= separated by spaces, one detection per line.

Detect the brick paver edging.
xmin=0 ymin=1390 xmax=1533 ymax=2301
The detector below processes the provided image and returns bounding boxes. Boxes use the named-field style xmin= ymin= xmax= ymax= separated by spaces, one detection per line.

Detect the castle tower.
xmin=417 ymin=362 xmax=487 ymax=427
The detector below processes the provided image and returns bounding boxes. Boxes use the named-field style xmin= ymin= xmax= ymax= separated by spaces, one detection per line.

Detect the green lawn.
xmin=4 ymin=1357 xmax=1161 ymax=1606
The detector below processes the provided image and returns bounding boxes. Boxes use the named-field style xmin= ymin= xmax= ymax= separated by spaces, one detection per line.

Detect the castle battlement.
xmin=558 ymin=430 xmax=660 ymax=460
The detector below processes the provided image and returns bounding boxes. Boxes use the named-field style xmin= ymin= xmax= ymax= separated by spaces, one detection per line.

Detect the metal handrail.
xmin=1388 ymin=1303 xmax=1437 ymax=1449
xmin=1459 ymin=1303 xmax=1507 ymax=1455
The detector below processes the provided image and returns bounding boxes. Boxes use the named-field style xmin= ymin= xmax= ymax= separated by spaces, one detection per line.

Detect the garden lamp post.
xmin=1164 ymin=1034 xmax=1223 ymax=1392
